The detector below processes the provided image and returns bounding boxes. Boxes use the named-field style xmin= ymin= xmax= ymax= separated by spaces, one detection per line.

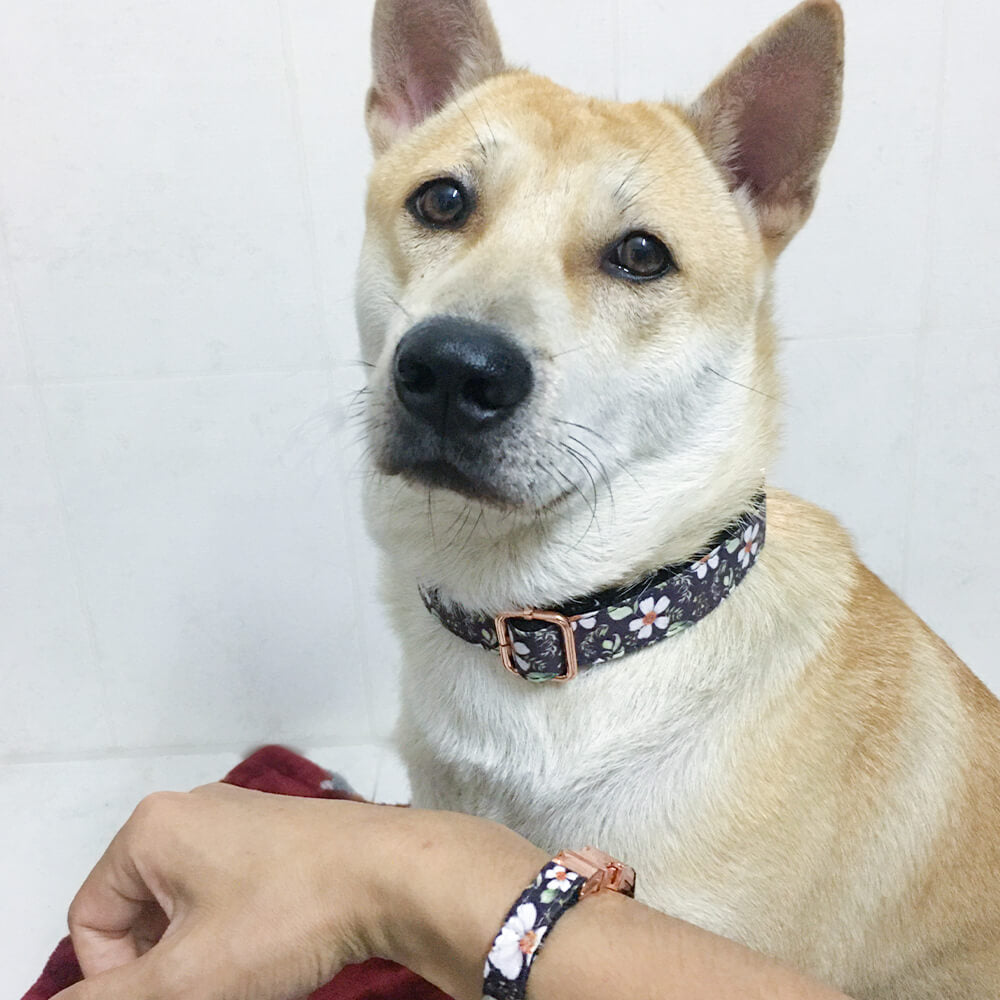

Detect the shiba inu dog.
xmin=354 ymin=1 xmax=1000 ymax=996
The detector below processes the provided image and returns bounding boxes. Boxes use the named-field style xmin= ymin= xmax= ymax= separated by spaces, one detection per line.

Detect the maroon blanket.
xmin=22 ymin=746 xmax=452 ymax=1000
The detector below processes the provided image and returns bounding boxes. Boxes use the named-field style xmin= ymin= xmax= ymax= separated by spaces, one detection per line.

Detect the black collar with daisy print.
xmin=419 ymin=494 xmax=766 ymax=682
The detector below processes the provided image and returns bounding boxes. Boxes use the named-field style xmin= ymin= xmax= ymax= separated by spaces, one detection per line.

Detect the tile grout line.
xmin=275 ymin=0 xmax=340 ymax=371
xmin=371 ymin=746 xmax=386 ymax=802
xmin=898 ymin=0 xmax=951 ymax=601
xmin=0 ymin=191 xmax=120 ymax=751
xmin=612 ymin=0 xmax=622 ymax=101
xmin=276 ymin=0 xmax=381 ymax=745
xmin=15 ymin=364 xmax=345 ymax=388
xmin=1 ymin=738 xmax=397 ymax=769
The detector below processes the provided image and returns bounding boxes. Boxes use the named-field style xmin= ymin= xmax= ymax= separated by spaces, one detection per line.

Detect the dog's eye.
xmin=605 ymin=231 xmax=675 ymax=281
xmin=408 ymin=178 xmax=472 ymax=229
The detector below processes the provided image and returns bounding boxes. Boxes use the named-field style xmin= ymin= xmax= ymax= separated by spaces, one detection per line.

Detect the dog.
xmin=354 ymin=1 xmax=1000 ymax=996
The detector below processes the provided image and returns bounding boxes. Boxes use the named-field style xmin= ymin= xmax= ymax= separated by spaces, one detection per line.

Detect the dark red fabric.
xmin=21 ymin=746 xmax=452 ymax=1000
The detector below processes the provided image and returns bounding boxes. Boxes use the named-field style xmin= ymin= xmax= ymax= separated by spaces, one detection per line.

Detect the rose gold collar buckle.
xmin=494 ymin=608 xmax=579 ymax=682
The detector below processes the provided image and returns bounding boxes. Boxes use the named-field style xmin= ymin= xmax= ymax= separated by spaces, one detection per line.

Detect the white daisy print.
xmin=486 ymin=903 xmax=547 ymax=980
xmin=571 ymin=614 xmax=597 ymax=632
xmin=737 ymin=523 xmax=761 ymax=569
xmin=543 ymin=865 xmax=580 ymax=891
xmin=691 ymin=545 xmax=721 ymax=579
xmin=628 ymin=595 xmax=670 ymax=640
xmin=513 ymin=640 xmax=531 ymax=672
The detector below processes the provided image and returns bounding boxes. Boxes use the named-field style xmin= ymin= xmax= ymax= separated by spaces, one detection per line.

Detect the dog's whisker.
xmin=426 ymin=487 xmax=438 ymax=548
xmin=345 ymin=385 xmax=373 ymax=407
xmin=450 ymin=506 xmax=473 ymax=554
xmin=471 ymin=93 xmax=498 ymax=149
xmin=613 ymin=121 xmax=674 ymax=212
xmin=456 ymin=504 xmax=487 ymax=560
xmin=566 ymin=434 xmax=616 ymax=520
xmin=705 ymin=366 xmax=783 ymax=404
xmin=549 ymin=345 xmax=588 ymax=359
xmin=562 ymin=441 xmax=601 ymax=507
xmin=444 ymin=501 xmax=474 ymax=544
xmin=385 ymin=293 xmax=413 ymax=322
xmin=552 ymin=418 xmax=614 ymax=448
xmin=455 ymin=97 xmax=489 ymax=160
xmin=543 ymin=436 xmax=601 ymax=542
xmin=532 ymin=461 xmax=587 ymax=548
xmin=560 ymin=443 xmax=606 ymax=542
xmin=553 ymin=418 xmax=636 ymax=495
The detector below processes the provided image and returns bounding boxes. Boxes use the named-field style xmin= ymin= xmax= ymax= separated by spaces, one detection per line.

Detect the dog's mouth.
xmin=397 ymin=457 xmax=511 ymax=505
xmin=373 ymin=411 xmax=520 ymax=501
xmin=375 ymin=414 xmax=583 ymax=511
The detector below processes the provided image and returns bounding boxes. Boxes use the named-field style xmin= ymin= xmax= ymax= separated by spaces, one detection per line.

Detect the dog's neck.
xmin=367 ymin=453 xmax=769 ymax=615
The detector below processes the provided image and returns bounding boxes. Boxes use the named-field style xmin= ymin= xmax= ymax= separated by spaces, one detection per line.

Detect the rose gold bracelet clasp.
xmin=555 ymin=846 xmax=637 ymax=899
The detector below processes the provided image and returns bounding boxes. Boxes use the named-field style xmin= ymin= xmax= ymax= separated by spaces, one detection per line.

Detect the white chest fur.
xmin=387 ymin=525 xmax=837 ymax=915
xmin=381 ymin=494 xmax=970 ymax=993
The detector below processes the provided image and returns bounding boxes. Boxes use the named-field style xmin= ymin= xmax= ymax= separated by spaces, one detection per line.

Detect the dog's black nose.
xmin=393 ymin=317 xmax=533 ymax=433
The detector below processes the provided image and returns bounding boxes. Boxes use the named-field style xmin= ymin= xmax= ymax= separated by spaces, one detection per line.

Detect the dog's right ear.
xmin=366 ymin=0 xmax=505 ymax=155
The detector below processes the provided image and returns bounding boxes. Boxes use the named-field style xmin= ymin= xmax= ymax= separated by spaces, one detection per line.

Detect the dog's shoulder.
xmin=763 ymin=486 xmax=993 ymax=705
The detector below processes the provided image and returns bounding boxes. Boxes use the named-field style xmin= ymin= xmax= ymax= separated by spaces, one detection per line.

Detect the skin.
xmin=54 ymin=783 xmax=853 ymax=1000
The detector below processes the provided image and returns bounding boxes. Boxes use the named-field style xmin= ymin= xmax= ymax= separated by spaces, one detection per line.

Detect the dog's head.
xmin=356 ymin=0 xmax=843 ymax=607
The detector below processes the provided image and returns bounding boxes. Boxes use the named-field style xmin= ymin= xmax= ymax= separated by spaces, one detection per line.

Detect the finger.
xmin=52 ymin=946 xmax=167 ymax=1000
xmin=68 ymin=846 xmax=155 ymax=978
xmin=68 ymin=806 xmax=174 ymax=978
xmin=133 ymin=898 xmax=171 ymax=955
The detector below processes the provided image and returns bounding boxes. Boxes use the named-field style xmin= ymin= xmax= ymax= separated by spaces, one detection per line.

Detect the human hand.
xmin=50 ymin=780 xmax=854 ymax=1000
xmin=55 ymin=782 xmax=401 ymax=1000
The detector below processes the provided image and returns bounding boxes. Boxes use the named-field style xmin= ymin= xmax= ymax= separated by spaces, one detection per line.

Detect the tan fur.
xmin=357 ymin=2 xmax=1000 ymax=996
xmin=666 ymin=493 xmax=1000 ymax=996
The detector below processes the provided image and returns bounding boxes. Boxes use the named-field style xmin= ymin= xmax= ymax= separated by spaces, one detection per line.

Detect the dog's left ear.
xmin=689 ymin=0 xmax=844 ymax=254
xmin=366 ymin=0 xmax=505 ymax=155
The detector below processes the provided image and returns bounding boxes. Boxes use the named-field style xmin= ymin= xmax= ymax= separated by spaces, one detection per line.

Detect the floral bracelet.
xmin=482 ymin=849 xmax=636 ymax=1000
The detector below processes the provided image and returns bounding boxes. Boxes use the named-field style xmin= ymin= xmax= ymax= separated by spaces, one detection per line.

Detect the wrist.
xmin=373 ymin=808 xmax=548 ymax=999
xmin=295 ymin=799 xmax=417 ymax=972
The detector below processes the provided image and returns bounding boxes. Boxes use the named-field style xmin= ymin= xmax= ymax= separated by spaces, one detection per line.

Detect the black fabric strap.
xmin=421 ymin=495 xmax=766 ymax=682
xmin=482 ymin=860 xmax=587 ymax=1000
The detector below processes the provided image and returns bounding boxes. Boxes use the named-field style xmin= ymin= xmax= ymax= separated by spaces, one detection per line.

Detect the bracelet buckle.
xmin=555 ymin=846 xmax=636 ymax=898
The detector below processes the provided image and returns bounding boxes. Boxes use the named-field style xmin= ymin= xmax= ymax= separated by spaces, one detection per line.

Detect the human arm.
xmin=56 ymin=783 xmax=852 ymax=1000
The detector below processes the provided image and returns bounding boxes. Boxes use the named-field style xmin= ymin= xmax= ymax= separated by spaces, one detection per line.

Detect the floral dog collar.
xmin=420 ymin=495 xmax=766 ymax=682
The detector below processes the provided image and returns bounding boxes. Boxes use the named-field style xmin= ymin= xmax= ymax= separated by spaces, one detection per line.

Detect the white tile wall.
xmin=40 ymin=371 xmax=371 ymax=750
xmin=772 ymin=335 xmax=920 ymax=590
xmin=0 ymin=1 xmax=284 ymax=80
xmin=2 ymin=1 xmax=997 ymax=995
xmin=489 ymin=1 xmax=618 ymax=97
xmin=0 ymin=256 xmax=28 ymax=383
xmin=0 ymin=387 xmax=113 ymax=757
xmin=906 ymin=331 xmax=1000 ymax=670
xmin=927 ymin=0 xmax=1000 ymax=334
xmin=1 ymin=71 xmax=330 ymax=379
